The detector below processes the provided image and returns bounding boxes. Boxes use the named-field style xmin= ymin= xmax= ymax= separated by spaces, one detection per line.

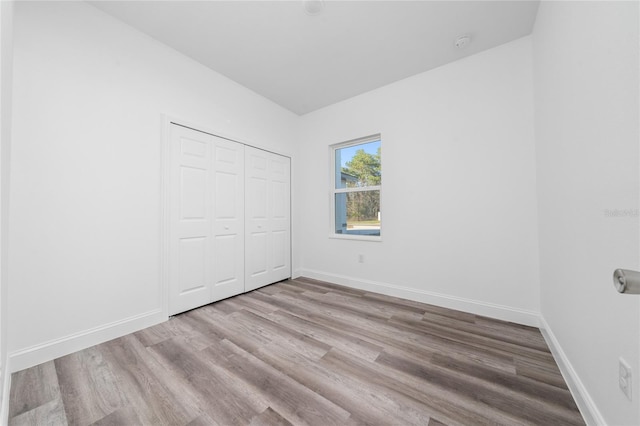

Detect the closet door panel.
xmin=245 ymin=147 xmax=291 ymax=291
xmin=269 ymin=154 xmax=291 ymax=281
xmin=249 ymin=232 xmax=268 ymax=276
xmin=178 ymin=237 xmax=207 ymax=293
xmin=169 ymin=125 xmax=214 ymax=315
xmin=271 ymin=231 xmax=286 ymax=270
xmin=245 ymin=147 xmax=270 ymax=289
xmin=212 ymin=137 xmax=245 ymax=301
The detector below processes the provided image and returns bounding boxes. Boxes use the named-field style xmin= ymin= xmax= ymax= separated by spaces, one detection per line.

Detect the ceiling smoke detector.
xmin=455 ymin=35 xmax=471 ymax=49
xmin=303 ymin=0 xmax=324 ymax=16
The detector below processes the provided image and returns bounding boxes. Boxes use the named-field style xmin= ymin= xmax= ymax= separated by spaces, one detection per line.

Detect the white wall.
xmin=9 ymin=1 xmax=298 ymax=369
xmin=533 ymin=2 xmax=640 ymax=424
xmin=298 ymin=37 xmax=541 ymax=325
xmin=0 ymin=0 xmax=13 ymax=419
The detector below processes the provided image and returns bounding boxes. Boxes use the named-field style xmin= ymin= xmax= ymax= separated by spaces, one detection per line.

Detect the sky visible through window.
xmin=339 ymin=140 xmax=381 ymax=168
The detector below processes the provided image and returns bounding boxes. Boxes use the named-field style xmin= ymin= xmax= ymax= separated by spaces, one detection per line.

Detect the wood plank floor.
xmin=9 ymin=277 xmax=585 ymax=426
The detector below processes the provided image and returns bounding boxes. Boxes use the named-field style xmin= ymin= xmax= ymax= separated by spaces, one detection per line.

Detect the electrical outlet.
xmin=619 ymin=358 xmax=632 ymax=401
xmin=358 ymin=254 xmax=364 ymax=263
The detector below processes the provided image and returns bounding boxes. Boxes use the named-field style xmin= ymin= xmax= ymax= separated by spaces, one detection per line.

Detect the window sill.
xmin=329 ymin=234 xmax=382 ymax=242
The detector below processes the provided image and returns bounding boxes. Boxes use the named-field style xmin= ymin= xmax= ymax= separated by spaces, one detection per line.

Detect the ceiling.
xmin=90 ymin=1 xmax=540 ymax=115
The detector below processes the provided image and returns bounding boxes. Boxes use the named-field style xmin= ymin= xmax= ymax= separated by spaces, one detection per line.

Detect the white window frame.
xmin=329 ymin=134 xmax=382 ymax=242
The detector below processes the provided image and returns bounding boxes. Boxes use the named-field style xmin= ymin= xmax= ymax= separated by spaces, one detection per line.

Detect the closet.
xmin=168 ymin=124 xmax=290 ymax=315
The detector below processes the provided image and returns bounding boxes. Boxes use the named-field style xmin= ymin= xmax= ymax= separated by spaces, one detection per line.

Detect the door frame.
xmin=160 ymin=114 xmax=293 ymax=318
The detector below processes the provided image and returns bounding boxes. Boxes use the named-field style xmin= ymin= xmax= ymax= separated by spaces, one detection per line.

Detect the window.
xmin=331 ymin=135 xmax=381 ymax=240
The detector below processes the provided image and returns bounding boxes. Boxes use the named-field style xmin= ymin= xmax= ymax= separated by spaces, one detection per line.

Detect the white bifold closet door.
xmin=169 ymin=124 xmax=245 ymax=316
xmin=169 ymin=124 xmax=290 ymax=316
xmin=245 ymin=146 xmax=291 ymax=291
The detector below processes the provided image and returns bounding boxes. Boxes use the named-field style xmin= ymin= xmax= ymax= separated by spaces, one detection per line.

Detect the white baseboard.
xmin=538 ymin=316 xmax=604 ymax=426
xmin=292 ymin=268 xmax=303 ymax=279
xmin=1 ymin=355 xmax=10 ymax=426
xmin=299 ymin=269 xmax=540 ymax=327
xmin=8 ymin=309 xmax=166 ymax=374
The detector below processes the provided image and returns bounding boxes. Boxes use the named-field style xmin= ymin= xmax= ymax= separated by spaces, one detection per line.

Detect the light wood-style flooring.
xmin=9 ymin=277 xmax=585 ymax=425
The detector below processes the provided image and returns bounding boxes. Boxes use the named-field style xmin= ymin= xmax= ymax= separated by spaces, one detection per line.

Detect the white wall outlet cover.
xmin=619 ymin=357 xmax=632 ymax=401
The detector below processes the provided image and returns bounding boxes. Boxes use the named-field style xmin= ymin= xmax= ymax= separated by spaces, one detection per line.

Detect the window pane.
xmin=335 ymin=140 xmax=381 ymax=189
xmin=334 ymin=190 xmax=380 ymax=236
